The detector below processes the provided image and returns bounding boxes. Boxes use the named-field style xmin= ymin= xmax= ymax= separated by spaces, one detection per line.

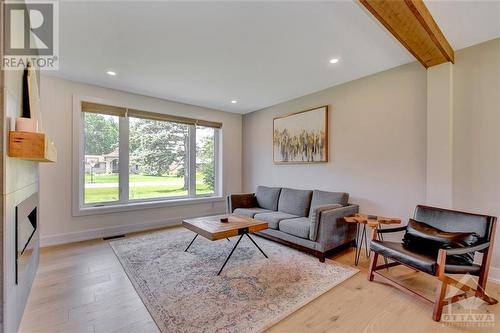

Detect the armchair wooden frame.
xmin=367 ymin=216 xmax=498 ymax=322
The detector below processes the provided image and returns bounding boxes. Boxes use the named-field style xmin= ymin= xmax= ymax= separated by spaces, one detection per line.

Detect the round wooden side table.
xmin=343 ymin=213 xmax=401 ymax=265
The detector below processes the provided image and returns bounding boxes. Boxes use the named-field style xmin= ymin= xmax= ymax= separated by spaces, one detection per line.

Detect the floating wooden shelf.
xmin=8 ymin=131 xmax=57 ymax=162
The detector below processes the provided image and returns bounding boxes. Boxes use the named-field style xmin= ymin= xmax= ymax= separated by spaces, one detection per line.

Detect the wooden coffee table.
xmin=182 ymin=214 xmax=269 ymax=275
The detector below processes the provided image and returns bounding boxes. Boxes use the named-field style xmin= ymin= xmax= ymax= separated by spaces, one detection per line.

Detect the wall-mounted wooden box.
xmin=8 ymin=131 xmax=57 ymax=162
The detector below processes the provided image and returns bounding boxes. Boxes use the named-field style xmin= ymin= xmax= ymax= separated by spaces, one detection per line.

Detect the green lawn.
xmin=85 ymin=174 xmax=182 ymax=183
xmin=84 ymin=173 xmax=213 ymax=204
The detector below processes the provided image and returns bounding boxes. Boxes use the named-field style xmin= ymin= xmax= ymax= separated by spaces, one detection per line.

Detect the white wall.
xmin=39 ymin=75 xmax=242 ymax=246
xmin=426 ymin=62 xmax=453 ymax=208
xmin=452 ymin=38 xmax=500 ymax=272
xmin=243 ymin=62 xmax=427 ymax=224
xmin=243 ymin=38 xmax=500 ymax=281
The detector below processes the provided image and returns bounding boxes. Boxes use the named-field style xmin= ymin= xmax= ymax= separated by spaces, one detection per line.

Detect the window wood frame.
xmin=72 ymin=95 xmax=222 ymax=217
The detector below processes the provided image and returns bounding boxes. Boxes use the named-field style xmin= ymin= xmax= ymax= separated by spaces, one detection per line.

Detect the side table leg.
xmin=355 ymin=223 xmax=362 ymax=266
xmin=362 ymin=224 xmax=369 ymax=257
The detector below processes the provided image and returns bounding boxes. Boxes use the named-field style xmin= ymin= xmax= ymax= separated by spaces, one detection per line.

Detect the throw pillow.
xmin=403 ymin=219 xmax=479 ymax=265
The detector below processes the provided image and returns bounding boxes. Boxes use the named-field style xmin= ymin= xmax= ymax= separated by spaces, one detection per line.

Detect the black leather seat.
xmin=371 ymin=240 xmax=436 ymax=274
xmin=368 ymin=205 xmax=497 ymax=322
xmin=370 ymin=240 xmax=482 ymax=275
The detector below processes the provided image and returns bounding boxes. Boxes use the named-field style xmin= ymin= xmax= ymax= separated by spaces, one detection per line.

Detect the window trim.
xmin=72 ymin=95 xmax=223 ymax=216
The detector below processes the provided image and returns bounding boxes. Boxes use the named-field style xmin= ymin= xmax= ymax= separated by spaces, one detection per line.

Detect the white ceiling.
xmin=425 ymin=0 xmax=500 ymax=50
xmin=51 ymin=1 xmax=500 ymax=114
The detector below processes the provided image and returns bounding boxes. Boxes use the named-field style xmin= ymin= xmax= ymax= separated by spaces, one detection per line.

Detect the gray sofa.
xmin=227 ymin=186 xmax=359 ymax=262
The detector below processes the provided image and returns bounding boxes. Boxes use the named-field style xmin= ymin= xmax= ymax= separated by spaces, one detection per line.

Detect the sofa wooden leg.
xmin=432 ymin=280 xmax=447 ymax=321
xmin=367 ymin=252 xmax=378 ymax=281
xmin=317 ymin=252 xmax=326 ymax=263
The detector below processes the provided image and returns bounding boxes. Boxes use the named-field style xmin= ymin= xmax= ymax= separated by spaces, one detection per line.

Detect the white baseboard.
xmin=488 ymin=266 xmax=500 ymax=284
xmin=40 ymin=211 xmax=226 ymax=247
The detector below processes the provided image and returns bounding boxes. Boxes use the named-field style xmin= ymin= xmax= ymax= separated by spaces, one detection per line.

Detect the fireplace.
xmin=15 ymin=192 xmax=38 ymax=284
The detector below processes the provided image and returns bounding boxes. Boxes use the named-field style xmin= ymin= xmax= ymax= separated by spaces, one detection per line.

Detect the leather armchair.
xmin=368 ymin=205 xmax=498 ymax=321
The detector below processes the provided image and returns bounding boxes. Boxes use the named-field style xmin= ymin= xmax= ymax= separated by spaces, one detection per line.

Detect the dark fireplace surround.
xmin=15 ymin=192 xmax=38 ymax=284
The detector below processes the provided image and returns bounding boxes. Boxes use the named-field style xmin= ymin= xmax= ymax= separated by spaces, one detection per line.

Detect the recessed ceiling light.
xmin=106 ymin=70 xmax=117 ymax=76
xmin=231 ymin=100 xmax=238 ymax=104
xmin=329 ymin=58 xmax=339 ymax=64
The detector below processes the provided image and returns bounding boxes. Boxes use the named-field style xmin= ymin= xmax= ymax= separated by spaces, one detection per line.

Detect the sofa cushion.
xmin=279 ymin=217 xmax=311 ymax=239
xmin=254 ymin=212 xmax=299 ymax=229
xmin=309 ymin=204 xmax=343 ymax=228
xmin=233 ymin=207 xmax=272 ymax=218
xmin=309 ymin=190 xmax=349 ymax=218
xmin=277 ymin=188 xmax=313 ymax=217
xmin=255 ymin=186 xmax=282 ymax=211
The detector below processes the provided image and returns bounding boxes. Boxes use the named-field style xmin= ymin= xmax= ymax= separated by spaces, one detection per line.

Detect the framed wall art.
xmin=273 ymin=105 xmax=328 ymax=164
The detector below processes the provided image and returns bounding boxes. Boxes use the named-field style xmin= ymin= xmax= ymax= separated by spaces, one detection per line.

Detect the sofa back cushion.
xmin=278 ymin=188 xmax=313 ymax=217
xmin=255 ymin=186 xmax=282 ymax=211
xmin=309 ymin=190 xmax=349 ymax=218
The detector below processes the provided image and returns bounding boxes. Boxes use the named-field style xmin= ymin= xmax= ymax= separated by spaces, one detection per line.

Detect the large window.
xmin=80 ymin=101 xmax=220 ymax=209
xmin=128 ymin=117 xmax=189 ymax=200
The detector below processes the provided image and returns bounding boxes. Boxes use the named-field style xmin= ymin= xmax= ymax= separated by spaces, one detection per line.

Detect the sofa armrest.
xmin=314 ymin=204 xmax=359 ymax=250
xmin=309 ymin=204 xmax=343 ymax=240
xmin=226 ymin=193 xmax=256 ymax=213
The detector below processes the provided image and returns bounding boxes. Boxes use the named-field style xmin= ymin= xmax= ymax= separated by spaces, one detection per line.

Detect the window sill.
xmin=73 ymin=196 xmax=225 ymax=217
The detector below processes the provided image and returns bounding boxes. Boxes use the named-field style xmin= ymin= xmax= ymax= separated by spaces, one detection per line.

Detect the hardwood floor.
xmin=19 ymin=227 xmax=500 ymax=333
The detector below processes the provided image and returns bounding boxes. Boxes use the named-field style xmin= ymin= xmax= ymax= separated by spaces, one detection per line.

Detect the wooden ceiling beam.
xmin=359 ymin=0 xmax=454 ymax=68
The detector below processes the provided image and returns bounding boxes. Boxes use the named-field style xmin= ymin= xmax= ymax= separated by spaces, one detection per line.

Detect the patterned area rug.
xmin=110 ymin=227 xmax=358 ymax=333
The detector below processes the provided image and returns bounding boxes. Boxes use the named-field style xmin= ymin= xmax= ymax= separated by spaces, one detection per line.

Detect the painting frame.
xmin=273 ymin=105 xmax=329 ymax=164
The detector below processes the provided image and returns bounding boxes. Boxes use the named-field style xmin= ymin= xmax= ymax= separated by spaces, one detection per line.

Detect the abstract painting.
xmin=273 ymin=105 xmax=328 ymax=163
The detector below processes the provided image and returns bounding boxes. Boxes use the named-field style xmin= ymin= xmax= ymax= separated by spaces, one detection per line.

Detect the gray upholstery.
xmin=233 ymin=207 xmax=272 ymax=218
xmin=309 ymin=204 xmax=343 ymax=241
xmin=226 ymin=186 xmax=358 ymax=260
xmin=309 ymin=190 xmax=349 ymax=215
xmin=277 ymin=188 xmax=313 ymax=217
xmin=255 ymin=186 xmax=282 ymax=211
xmin=315 ymin=204 xmax=359 ymax=252
xmin=254 ymin=212 xmax=298 ymax=229
xmin=257 ymin=229 xmax=317 ymax=250
xmin=279 ymin=217 xmax=310 ymax=239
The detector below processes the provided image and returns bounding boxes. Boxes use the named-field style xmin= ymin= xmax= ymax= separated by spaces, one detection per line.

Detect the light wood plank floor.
xmin=19 ymin=227 xmax=500 ymax=333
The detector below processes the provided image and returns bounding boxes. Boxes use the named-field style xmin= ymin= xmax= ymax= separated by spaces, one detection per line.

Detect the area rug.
xmin=110 ymin=227 xmax=358 ymax=333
